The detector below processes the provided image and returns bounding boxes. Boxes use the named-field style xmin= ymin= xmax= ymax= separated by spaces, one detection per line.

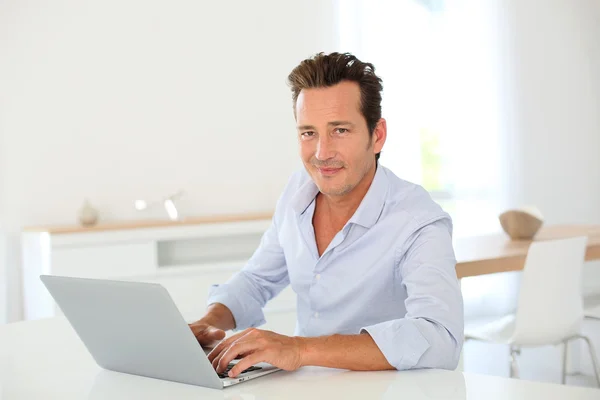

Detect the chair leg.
xmin=562 ymin=339 xmax=569 ymax=384
xmin=509 ymin=346 xmax=521 ymax=379
xmin=578 ymin=335 xmax=600 ymax=387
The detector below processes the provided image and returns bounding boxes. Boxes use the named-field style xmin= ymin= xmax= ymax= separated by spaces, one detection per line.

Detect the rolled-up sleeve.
xmin=361 ymin=219 xmax=464 ymax=370
xmin=207 ymin=214 xmax=289 ymax=330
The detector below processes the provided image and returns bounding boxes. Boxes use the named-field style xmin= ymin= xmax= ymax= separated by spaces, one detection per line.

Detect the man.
xmin=190 ymin=52 xmax=464 ymax=378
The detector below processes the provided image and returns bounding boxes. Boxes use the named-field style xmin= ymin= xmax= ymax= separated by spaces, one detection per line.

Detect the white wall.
xmin=0 ymin=0 xmax=336 ymax=322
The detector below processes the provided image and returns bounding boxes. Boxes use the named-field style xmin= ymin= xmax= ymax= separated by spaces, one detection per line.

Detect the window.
xmin=336 ymin=0 xmax=507 ymax=238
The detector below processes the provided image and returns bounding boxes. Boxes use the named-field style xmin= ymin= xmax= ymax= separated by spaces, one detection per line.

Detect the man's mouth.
xmin=316 ymin=167 xmax=342 ymax=176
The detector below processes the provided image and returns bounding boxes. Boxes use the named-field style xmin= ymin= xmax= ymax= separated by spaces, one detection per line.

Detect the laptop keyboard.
xmin=217 ymin=363 xmax=262 ymax=379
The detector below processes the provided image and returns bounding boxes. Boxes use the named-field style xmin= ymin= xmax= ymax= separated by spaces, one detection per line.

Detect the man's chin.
xmin=317 ymin=183 xmax=351 ymax=197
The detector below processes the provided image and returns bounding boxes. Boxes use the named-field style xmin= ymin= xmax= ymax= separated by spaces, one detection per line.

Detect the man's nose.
xmin=315 ymin=135 xmax=336 ymax=161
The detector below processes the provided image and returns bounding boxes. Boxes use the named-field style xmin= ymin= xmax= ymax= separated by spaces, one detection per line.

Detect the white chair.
xmin=464 ymin=236 xmax=600 ymax=386
xmin=583 ymin=298 xmax=600 ymax=383
xmin=585 ymin=304 xmax=600 ymax=320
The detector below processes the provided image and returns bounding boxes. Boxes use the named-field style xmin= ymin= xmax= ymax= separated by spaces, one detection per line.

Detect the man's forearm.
xmin=299 ymin=333 xmax=394 ymax=371
xmin=201 ymin=303 xmax=236 ymax=331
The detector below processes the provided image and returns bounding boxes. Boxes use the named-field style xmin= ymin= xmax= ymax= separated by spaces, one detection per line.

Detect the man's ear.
xmin=372 ymin=118 xmax=387 ymax=154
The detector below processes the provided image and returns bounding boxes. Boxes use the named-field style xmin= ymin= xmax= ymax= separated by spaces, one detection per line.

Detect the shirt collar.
xmin=347 ymin=164 xmax=389 ymax=228
xmin=290 ymin=164 xmax=389 ymax=229
xmin=291 ymin=176 xmax=320 ymax=215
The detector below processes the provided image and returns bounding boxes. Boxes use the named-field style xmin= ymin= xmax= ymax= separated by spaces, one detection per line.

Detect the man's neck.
xmin=318 ymin=163 xmax=377 ymax=224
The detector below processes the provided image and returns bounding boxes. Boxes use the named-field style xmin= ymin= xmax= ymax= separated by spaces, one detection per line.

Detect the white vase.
xmin=79 ymin=199 xmax=99 ymax=227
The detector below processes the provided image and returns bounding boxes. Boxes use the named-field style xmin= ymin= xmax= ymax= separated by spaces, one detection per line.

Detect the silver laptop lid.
xmin=40 ymin=275 xmax=224 ymax=389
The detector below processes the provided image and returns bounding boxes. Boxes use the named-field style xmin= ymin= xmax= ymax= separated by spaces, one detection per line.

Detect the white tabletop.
xmin=1 ymin=318 xmax=598 ymax=400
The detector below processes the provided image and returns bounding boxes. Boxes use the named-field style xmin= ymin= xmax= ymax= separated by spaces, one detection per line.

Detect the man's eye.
xmin=335 ymin=128 xmax=348 ymax=134
xmin=301 ymin=131 xmax=315 ymax=137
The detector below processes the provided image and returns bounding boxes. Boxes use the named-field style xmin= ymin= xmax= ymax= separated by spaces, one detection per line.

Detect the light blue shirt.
xmin=208 ymin=164 xmax=464 ymax=370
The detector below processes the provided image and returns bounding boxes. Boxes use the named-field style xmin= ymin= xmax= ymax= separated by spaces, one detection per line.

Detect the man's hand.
xmin=188 ymin=321 xmax=226 ymax=347
xmin=189 ymin=303 xmax=235 ymax=347
xmin=207 ymin=328 xmax=305 ymax=378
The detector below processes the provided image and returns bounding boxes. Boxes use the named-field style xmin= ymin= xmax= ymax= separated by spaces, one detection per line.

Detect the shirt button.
xmin=314 ymin=312 xmax=319 ymax=318
xmin=315 ymin=274 xmax=321 ymax=281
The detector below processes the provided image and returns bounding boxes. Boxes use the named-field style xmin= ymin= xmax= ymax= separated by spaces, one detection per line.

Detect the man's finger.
xmin=212 ymin=345 xmax=229 ymax=371
xmin=208 ymin=336 xmax=234 ymax=363
xmin=229 ymin=352 xmax=266 ymax=378
xmin=189 ymin=323 xmax=214 ymax=338
xmin=188 ymin=323 xmax=204 ymax=337
xmin=208 ymin=328 xmax=253 ymax=363
xmin=208 ymin=336 xmax=234 ymax=364
xmin=217 ymin=340 xmax=261 ymax=374
xmin=212 ymin=332 xmax=257 ymax=372
xmin=205 ymin=327 xmax=226 ymax=340
xmin=213 ymin=336 xmax=251 ymax=371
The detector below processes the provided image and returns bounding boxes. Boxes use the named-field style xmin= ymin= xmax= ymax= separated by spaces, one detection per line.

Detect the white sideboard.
xmin=21 ymin=213 xmax=297 ymax=335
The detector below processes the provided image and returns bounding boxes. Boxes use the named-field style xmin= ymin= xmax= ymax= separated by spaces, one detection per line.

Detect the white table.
xmin=1 ymin=318 xmax=598 ymax=399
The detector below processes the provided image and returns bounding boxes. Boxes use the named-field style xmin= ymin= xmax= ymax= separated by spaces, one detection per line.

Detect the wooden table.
xmin=455 ymin=225 xmax=600 ymax=279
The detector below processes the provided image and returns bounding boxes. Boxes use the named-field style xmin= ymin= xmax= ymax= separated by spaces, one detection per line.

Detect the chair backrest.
xmin=512 ymin=236 xmax=588 ymax=345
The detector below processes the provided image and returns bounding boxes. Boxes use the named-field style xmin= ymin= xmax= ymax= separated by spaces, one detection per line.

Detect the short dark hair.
xmin=287 ymin=52 xmax=383 ymax=161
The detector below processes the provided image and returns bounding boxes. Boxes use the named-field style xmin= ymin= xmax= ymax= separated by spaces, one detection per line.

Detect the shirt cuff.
xmin=361 ymin=319 xmax=430 ymax=370
xmin=207 ymin=281 xmax=266 ymax=331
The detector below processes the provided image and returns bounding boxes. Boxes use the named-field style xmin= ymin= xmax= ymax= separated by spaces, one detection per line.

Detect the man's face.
xmin=295 ymin=81 xmax=385 ymax=197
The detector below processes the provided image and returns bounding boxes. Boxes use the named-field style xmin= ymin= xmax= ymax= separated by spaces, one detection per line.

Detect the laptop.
xmin=40 ymin=275 xmax=280 ymax=389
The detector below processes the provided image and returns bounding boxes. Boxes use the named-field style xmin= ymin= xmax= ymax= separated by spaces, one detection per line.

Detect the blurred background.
xmin=1 ymin=0 xmax=599 ymax=387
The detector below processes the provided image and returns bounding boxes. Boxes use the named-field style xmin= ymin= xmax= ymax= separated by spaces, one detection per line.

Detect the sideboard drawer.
xmin=51 ymin=242 xmax=156 ymax=279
